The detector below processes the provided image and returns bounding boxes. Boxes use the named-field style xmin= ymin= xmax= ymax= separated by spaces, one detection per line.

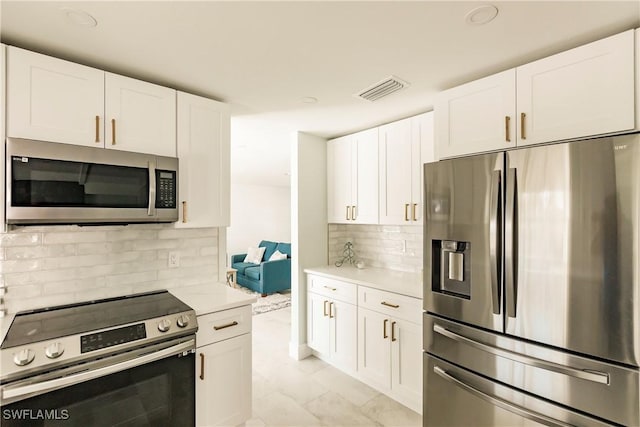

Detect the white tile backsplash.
xmin=1 ymin=223 xmax=220 ymax=314
xmin=328 ymin=224 xmax=423 ymax=273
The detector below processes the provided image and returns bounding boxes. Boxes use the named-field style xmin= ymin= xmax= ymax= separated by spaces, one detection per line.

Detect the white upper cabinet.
xmin=327 ymin=128 xmax=378 ymax=224
xmin=379 ymin=112 xmax=434 ymax=225
xmin=104 ymin=73 xmax=176 ymax=157
xmin=517 ymin=29 xmax=635 ymax=146
xmin=435 ymin=70 xmax=516 ymax=159
xmin=7 ymin=47 xmax=105 ymax=147
xmin=435 ymin=29 xmax=636 ymax=158
xmin=175 ymin=91 xmax=230 ymax=228
xmin=6 ymin=46 xmax=177 ymax=156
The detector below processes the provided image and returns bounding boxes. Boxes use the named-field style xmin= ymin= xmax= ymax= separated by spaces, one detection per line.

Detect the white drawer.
xmin=358 ymin=286 xmax=422 ymax=324
xmin=308 ymin=274 xmax=357 ymax=304
xmin=196 ymin=305 xmax=252 ymax=347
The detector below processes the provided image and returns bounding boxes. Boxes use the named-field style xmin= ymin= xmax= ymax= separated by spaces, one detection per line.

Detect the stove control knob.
xmin=177 ymin=315 xmax=190 ymax=328
xmin=158 ymin=319 xmax=172 ymax=333
xmin=14 ymin=349 xmax=35 ymax=366
xmin=45 ymin=342 xmax=64 ymax=359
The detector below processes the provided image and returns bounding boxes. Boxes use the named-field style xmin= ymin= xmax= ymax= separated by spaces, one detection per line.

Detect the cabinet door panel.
xmin=352 ymin=128 xmax=379 ymax=224
xmin=327 ymin=136 xmax=353 ymax=223
xmin=435 ymin=70 xmax=516 ymax=159
xmin=411 ymin=112 xmax=434 ymax=223
xmin=357 ymin=307 xmax=391 ymax=391
xmin=517 ymin=30 xmax=635 ymax=146
xmin=176 ymin=92 xmax=230 ymax=228
xmin=330 ymin=300 xmax=357 ymax=373
xmin=379 ymin=119 xmax=412 ymax=225
xmin=7 ymin=47 xmax=104 ymax=146
xmin=196 ymin=333 xmax=251 ymax=427
xmin=307 ymin=293 xmax=330 ymax=355
xmin=391 ymin=318 xmax=422 ymax=414
xmin=105 ymin=72 xmax=176 ymax=156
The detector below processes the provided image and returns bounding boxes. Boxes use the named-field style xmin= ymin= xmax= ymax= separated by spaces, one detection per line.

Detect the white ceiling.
xmin=2 ymin=1 xmax=639 ymax=187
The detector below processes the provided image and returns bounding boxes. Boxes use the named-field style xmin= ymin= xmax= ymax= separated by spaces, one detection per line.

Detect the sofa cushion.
xmin=232 ymin=262 xmax=257 ymax=275
xmin=275 ymin=242 xmax=291 ymax=257
xmin=259 ymin=240 xmax=278 ymax=261
xmin=244 ymin=266 xmax=261 ymax=281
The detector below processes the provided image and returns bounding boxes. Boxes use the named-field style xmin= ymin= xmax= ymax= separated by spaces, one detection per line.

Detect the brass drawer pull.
xmin=381 ymin=301 xmax=399 ymax=308
xmin=383 ymin=319 xmax=389 ymax=339
xmin=391 ymin=321 xmax=397 ymax=342
xmin=412 ymin=203 xmax=418 ymax=221
xmin=329 ymin=302 xmax=334 ymax=319
xmin=520 ymin=112 xmax=526 ymax=140
xmin=352 ymin=205 xmax=357 ymax=220
xmin=323 ymin=286 xmax=337 ymax=291
xmin=182 ymin=201 xmax=187 ymax=223
xmin=213 ymin=321 xmax=238 ymax=331
xmin=323 ymin=300 xmax=329 ymax=317
xmin=404 ymin=204 xmax=410 ymax=221
xmin=199 ymin=353 xmax=205 ymax=380
xmin=346 ymin=206 xmax=351 ymax=221
xmin=111 ymin=119 xmax=116 ymax=145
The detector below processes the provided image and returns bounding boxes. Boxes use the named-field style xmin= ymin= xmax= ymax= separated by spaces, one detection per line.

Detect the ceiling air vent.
xmin=355 ymin=75 xmax=410 ymax=102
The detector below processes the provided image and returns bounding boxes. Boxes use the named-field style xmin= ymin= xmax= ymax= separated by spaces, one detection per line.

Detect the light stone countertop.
xmin=304 ymin=265 xmax=423 ymax=300
xmin=170 ymin=282 xmax=257 ymax=316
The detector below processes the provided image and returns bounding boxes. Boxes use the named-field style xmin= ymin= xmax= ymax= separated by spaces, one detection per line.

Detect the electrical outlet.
xmin=168 ymin=252 xmax=180 ymax=268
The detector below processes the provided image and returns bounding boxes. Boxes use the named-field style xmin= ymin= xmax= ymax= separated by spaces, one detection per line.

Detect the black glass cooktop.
xmin=1 ymin=290 xmax=191 ymax=349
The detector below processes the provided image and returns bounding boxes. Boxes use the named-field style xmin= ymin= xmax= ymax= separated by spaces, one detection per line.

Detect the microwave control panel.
xmin=156 ymin=170 xmax=176 ymax=209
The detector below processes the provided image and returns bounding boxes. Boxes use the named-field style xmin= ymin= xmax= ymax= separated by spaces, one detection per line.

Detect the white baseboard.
xmin=289 ymin=342 xmax=313 ymax=360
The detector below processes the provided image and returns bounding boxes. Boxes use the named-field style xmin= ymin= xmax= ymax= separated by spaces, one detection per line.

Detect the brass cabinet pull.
xmin=111 ymin=119 xmax=116 ymax=145
xmin=199 ymin=353 xmax=205 ymax=380
xmin=412 ymin=203 xmax=418 ymax=221
xmin=323 ymin=285 xmax=337 ymax=291
xmin=323 ymin=300 xmax=329 ymax=317
xmin=381 ymin=301 xmax=400 ymax=308
xmin=391 ymin=321 xmax=397 ymax=342
xmin=520 ymin=112 xmax=526 ymax=140
xmin=404 ymin=204 xmax=410 ymax=221
xmin=383 ymin=319 xmax=389 ymax=339
xmin=182 ymin=201 xmax=187 ymax=223
xmin=346 ymin=206 xmax=351 ymax=221
xmin=213 ymin=321 xmax=238 ymax=331
xmin=329 ymin=302 xmax=334 ymax=319
xmin=95 ymin=116 xmax=100 ymax=143
xmin=352 ymin=205 xmax=357 ymax=221
xmin=505 ymin=116 xmax=511 ymax=142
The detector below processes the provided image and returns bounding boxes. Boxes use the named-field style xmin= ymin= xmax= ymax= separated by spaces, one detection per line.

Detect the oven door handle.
xmin=1 ymin=339 xmax=195 ymax=402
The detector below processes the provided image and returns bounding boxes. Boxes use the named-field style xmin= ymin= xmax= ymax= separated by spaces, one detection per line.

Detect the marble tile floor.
xmin=245 ymin=307 xmax=422 ymax=427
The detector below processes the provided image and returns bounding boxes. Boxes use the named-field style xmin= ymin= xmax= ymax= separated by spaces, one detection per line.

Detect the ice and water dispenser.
xmin=432 ymin=240 xmax=471 ymax=298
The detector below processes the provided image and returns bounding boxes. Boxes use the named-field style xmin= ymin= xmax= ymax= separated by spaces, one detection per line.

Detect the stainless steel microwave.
xmin=6 ymin=138 xmax=179 ymax=225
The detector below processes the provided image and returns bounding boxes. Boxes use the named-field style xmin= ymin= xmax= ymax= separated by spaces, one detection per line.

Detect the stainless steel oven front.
xmin=0 ymin=291 xmax=197 ymax=427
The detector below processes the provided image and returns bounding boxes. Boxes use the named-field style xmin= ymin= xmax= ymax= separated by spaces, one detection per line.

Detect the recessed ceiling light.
xmin=465 ymin=5 xmax=498 ymax=26
xmin=61 ymin=7 xmax=98 ymax=28
xmin=301 ymin=97 xmax=318 ymax=104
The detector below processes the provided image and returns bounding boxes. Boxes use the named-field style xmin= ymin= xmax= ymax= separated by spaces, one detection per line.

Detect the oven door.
xmin=1 ymin=339 xmax=195 ymax=427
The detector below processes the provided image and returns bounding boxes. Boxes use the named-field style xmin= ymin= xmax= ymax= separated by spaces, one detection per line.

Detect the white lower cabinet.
xmin=195 ymin=305 xmax=252 ymax=427
xmin=357 ymin=306 xmax=422 ymax=414
xmin=306 ymin=273 xmax=422 ymax=414
xmin=307 ymin=291 xmax=357 ymax=373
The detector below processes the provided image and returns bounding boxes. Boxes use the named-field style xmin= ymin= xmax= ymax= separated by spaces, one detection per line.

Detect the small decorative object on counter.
xmin=335 ymin=241 xmax=357 ymax=267
xmin=356 ymin=260 xmax=365 ymax=269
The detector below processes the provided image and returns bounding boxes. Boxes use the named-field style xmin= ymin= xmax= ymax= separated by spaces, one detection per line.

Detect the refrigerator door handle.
xmin=505 ymin=167 xmax=518 ymax=318
xmin=433 ymin=324 xmax=610 ymax=385
xmin=489 ymin=170 xmax=502 ymax=315
xmin=433 ymin=365 xmax=573 ymax=427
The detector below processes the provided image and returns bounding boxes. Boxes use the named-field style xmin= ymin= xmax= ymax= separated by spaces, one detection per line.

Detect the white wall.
xmin=227 ymin=183 xmax=291 ymax=261
xmin=290 ymin=131 xmax=327 ymax=360
xmin=0 ymin=224 xmax=221 ymax=314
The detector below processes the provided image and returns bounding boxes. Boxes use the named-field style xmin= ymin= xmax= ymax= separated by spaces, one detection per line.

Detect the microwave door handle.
xmin=148 ymin=160 xmax=156 ymax=217
xmin=489 ymin=170 xmax=502 ymax=315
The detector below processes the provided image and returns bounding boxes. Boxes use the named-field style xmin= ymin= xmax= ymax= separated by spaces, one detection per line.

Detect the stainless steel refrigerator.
xmin=423 ymin=133 xmax=640 ymax=426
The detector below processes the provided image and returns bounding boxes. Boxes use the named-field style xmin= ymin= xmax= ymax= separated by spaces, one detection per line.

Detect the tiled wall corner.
xmin=0 ymin=224 xmax=220 ymax=314
xmin=328 ymin=224 xmax=423 ymax=273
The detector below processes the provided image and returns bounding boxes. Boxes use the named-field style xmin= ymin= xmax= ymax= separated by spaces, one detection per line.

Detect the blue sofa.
xmin=231 ymin=240 xmax=291 ymax=296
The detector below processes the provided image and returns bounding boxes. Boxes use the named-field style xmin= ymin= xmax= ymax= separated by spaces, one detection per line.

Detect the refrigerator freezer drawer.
xmin=424 ymin=314 xmax=638 ymax=426
xmin=424 ymin=354 xmax=612 ymax=427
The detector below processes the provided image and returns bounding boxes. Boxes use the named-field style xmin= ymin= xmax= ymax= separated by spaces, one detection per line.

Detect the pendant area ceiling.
xmin=1 ymin=1 xmax=639 ymax=186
